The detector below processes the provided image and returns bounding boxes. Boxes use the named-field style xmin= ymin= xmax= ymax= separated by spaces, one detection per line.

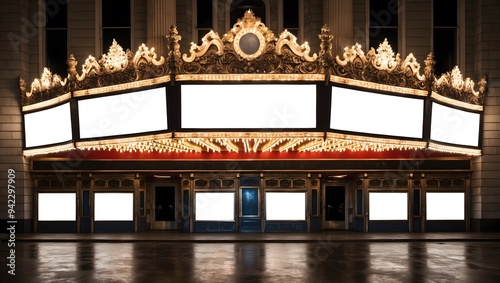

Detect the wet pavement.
xmin=0 ymin=232 xmax=500 ymax=282
xmin=9 ymin=231 xmax=500 ymax=243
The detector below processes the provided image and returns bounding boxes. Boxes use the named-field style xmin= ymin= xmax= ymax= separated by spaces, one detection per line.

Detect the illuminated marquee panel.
xmin=38 ymin=193 xmax=76 ymax=221
xmin=265 ymin=192 xmax=306 ymax=221
xmin=430 ymin=102 xmax=480 ymax=147
xmin=181 ymin=84 xmax=316 ymax=129
xmin=369 ymin=192 xmax=408 ymax=220
xmin=94 ymin=193 xmax=134 ymax=221
xmin=331 ymin=86 xmax=424 ymax=139
xmin=195 ymin=192 xmax=235 ymax=221
xmin=24 ymin=103 xmax=72 ymax=148
xmin=78 ymin=87 xmax=168 ymax=139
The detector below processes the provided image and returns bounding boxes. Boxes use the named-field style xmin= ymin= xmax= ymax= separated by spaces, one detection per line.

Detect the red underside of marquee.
xmin=36 ymin=149 xmax=468 ymax=161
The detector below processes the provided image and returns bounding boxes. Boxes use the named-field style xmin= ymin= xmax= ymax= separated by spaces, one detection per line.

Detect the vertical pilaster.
xmin=147 ymin=0 xmax=176 ymax=56
xmin=324 ymin=0 xmax=353 ymax=57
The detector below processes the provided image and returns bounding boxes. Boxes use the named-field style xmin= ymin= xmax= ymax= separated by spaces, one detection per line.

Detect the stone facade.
xmin=471 ymin=0 xmax=500 ymax=231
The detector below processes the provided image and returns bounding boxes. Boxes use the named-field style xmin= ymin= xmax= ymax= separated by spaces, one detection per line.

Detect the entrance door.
xmin=152 ymin=186 xmax=177 ymax=230
xmin=239 ymin=187 xmax=261 ymax=232
xmin=323 ymin=186 xmax=346 ymax=229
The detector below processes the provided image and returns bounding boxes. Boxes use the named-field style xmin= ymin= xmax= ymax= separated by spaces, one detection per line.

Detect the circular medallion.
xmin=234 ymin=29 xmax=265 ymax=60
xmin=239 ymin=33 xmax=260 ymax=55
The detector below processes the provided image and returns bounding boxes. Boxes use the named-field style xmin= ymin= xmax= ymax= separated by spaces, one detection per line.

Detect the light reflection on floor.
xmin=2 ymin=241 xmax=500 ymax=283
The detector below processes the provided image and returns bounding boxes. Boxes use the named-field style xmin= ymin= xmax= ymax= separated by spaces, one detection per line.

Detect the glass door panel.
xmin=323 ymin=186 xmax=346 ymax=229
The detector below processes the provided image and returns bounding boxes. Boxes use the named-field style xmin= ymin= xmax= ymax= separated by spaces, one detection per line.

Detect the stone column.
xmin=323 ymin=0 xmax=353 ymax=57
xmin=147 ymin=0 xmax=176 ymax=57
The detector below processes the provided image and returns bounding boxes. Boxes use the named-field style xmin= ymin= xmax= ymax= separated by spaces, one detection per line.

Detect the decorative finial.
xmin=424 ymin=52 xmax=435 ymax=80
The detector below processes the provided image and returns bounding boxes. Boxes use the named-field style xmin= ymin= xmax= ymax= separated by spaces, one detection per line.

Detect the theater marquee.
xmin=19 ymin=11 xmax=486 ymax=158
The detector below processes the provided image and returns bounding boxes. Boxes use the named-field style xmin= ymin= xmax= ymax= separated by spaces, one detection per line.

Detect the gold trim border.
xmin=431 ymin=91 xmax=483 ymax=111
xmin=76 ymin=133 xmax=173 ymax=148
xmin=73 ymin=76 xmax=170 ymax=97
xmin=330 ymin=76 xmax=428 ymax=97
xmin=176 ymin=74 xmax=325 ymax=82
xmin=22 ymin=92 xmax=72 ymax=112
xmin=326 ymin=132 xmax=428 ymax=148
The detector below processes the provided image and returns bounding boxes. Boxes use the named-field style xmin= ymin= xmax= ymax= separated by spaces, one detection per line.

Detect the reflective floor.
xmin=2 ymin=241 xmax=500 ymax=282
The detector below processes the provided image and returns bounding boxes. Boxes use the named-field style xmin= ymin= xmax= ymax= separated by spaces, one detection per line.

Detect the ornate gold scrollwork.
xmin=179 ymin=10 xmax=321 ymax=76
xmin=19 ymin=68 xmax=68 ymax=105
xmin=276 ymin=30 xmax=317 ymax=62
xmin=19 ymin=12 xmax=487 ymax=109
xmin=102 ymin=39 xmax=129 ymax=72
xmin=183 ymin=31 xmax=224 ymax=63
xmin=433 ymin=66 xmax=485 ymax=105
xmin=333 ymin=39 xmax=427 ymax=90
xmin=370 ymin=39 xmax=399 ymax=72
xmin=134 ymin=43 xmax=167 ymax=80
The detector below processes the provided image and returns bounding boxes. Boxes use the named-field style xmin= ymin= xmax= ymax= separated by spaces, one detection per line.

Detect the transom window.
xmin=45 ymin=0 xmax=68 ymax=77
xmin=433 ymin=0 xmax=458 ymax=76
xmin=101 ymin=0 xmax=131 ymax=52
xmin=368 ymin=0 xmax=399 ymax=53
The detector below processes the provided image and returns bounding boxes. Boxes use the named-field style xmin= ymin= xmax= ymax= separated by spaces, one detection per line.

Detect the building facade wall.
xmin=471 ymin=0 xmax=500 ymax=231
xmin=0 ymin=0 xmax=33 ymax=232
xmin=0 ymin=0 xmax=499 ymax=232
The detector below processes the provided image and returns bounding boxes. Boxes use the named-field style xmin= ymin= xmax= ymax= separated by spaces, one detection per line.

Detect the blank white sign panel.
xmin=430 ymin=102 xmax=480 ymax=147
xmin=181 ymin=84 xmax=316 ymax=128
xmin=266 ymin=192 xmax=306 ymax=221
xmin=78 ymin=88 xmax=167 ymax=139
xmin=426 ymin=192 xmax=464 ymax=220
xmin=94 ymin=193 xmax=134 ymax=221
xmin=331 ymin=87 xmax=424 ymax=138
xmin=38 ymin=193 xmax=76 ymax=221
xmin=369 ymin=192 xmax=408 ymax=220
xmin=195 ymin=192 xmax=235 ymax=221
xmin=24 ymin=103 xmax=72 ymax=147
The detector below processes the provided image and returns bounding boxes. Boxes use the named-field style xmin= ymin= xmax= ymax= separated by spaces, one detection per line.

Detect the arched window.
xmin=230 ymin=0 xmax=266 ymax=24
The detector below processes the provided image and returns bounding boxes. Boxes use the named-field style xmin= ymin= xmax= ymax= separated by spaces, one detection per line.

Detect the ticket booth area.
xmin=181 ymin=175 xmax=320 ymax=233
